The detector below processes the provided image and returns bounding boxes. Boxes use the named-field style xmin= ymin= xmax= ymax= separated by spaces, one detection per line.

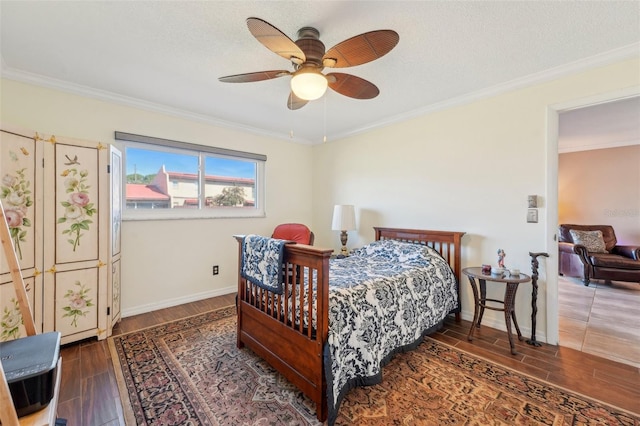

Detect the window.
xmin=116 ymin=132 xmax=266 ymax=220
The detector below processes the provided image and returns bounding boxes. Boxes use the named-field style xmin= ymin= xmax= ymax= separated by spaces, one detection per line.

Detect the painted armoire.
xmin=0 ymin=126 xmax=122 ymax=344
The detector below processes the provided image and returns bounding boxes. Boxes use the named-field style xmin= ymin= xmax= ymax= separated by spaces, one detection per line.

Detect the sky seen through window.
xmin=126 ymin=147 xmax=255 ymax=178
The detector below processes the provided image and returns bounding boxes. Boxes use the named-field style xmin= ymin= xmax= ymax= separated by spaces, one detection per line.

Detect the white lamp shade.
xmin=332 ymin=205 xmax=356 ymax=231
xmin=290 ymin=69 xmax=328 ymax=101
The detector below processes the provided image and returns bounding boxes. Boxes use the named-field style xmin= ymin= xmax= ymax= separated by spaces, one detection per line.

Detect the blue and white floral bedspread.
xmin=241 ymin=234 xmax=287 ymax=294
xmin=325 ymin=239 xmax=458 ymax=425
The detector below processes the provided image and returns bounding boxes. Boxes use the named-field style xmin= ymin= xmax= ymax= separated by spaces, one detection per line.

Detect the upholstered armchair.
xmin=558 ymin=224 xmax=640 ymax=286
xmin=272 ymin=223 xmax=314 ymax=245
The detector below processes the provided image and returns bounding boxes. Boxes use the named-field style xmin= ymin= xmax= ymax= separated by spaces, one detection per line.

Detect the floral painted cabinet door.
xmin=0 ymin=129 xmax=44 ymax=340
xmin=42 ymin=136 xmax=110 ymax=344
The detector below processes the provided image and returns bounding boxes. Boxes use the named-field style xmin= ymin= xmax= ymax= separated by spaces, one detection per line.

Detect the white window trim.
xmin=116 ymin=132 xmax=266 ymax=221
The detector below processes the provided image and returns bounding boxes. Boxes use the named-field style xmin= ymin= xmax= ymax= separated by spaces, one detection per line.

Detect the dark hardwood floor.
xmin=56 ymin=294 xmax=639 ymax=425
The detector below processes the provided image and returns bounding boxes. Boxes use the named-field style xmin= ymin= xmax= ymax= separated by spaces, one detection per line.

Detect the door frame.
xmin=544 ymin=86 xmax=640 ymax=345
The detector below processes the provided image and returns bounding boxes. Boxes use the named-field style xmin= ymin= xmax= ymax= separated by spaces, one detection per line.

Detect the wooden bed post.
xmin=234 ymin=235 xmax=245 ymax=349
xmin=452 ymin=231 xmax=464 ymax=321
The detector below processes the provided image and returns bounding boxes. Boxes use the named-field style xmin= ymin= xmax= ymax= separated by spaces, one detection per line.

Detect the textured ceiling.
xmin=1 ymin=1 xmax=639 ymax=144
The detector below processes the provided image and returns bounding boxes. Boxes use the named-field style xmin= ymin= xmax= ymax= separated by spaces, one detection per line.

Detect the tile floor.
xmin=558 ymin=275 xmax=640 ymax=368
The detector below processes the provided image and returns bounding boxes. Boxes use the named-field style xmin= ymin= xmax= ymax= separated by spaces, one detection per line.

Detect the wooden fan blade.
xmin=323 ymin=30 xmax=399 ymax=68
xmin=287 ymin=92 xmax=308 ymax=110
xmin=219 ymin=70 xmax=290 ymax=83
xmin=247 ymin=17 xmax=306 ymax=63
xmin=326 ymin=73 xmax=379 ymax=99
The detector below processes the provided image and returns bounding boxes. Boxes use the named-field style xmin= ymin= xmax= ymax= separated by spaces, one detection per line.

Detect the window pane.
xmin=204 ymin=156 xmax=256 ymax=209
xmin=125 ymin=147 xmax=199 ymax=209
xmin=120 ymin=134 xmax=265 ymax=220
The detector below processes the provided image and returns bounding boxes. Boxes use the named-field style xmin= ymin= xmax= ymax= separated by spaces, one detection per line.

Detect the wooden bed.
xmin=234 ymin=227 xmax=464 ymax=423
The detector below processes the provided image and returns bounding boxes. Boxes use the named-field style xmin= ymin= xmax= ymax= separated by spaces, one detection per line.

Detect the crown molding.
xmin=2 ymin=43 xmax=638 ymax=145
xmin=0 ymin=66 xmax=315 ymax=145
xmin=332 ymin=43 xmax=640 ymax=142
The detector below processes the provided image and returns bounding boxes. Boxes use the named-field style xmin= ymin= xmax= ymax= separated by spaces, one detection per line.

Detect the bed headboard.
xmin=374 ymin=227 xmax=465 ymax=291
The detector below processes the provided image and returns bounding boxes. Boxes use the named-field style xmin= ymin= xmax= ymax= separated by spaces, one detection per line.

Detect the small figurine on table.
xmin=497 ymin=248 xmax=506 ymax=268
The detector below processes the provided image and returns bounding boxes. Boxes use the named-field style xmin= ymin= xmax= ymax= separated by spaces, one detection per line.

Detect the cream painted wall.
xmin=2 ymin=58 xmax=639 ymax=342
xmin=0 ymin=79 xmax=314 ymax=316
xmin=312 ymin=58 xmax=640 ymax=344
xmin=559 ymin=145 xmax=640 ymax=243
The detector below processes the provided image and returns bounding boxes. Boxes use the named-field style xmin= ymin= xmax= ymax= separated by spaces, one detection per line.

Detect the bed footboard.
xmin=234 ymin=236 xmax=332 ymax=422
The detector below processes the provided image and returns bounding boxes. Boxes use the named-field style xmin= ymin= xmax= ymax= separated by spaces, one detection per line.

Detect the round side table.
xmin=462 ymin=267 xmax=531 ymax=355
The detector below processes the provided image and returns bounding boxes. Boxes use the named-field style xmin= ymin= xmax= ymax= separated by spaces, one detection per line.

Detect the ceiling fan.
xmin=219 ymin=17 xmax=399 ymax=110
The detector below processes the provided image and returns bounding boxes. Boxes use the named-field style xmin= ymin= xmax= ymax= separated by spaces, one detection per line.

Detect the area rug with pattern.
xmin=109 ymin=306 xmax=639 ymax=425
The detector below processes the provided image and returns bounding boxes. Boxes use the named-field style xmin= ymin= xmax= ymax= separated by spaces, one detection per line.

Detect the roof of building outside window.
xmin=126 ymin=184 xmax=170 ymax=201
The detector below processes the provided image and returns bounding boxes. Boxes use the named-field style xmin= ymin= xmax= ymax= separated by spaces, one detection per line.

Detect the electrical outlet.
xmin=212 ymin=265 xmax=219 ymax=275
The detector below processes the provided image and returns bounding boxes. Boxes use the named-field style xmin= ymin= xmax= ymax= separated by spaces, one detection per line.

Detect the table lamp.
xmin=331 ymin=204 xmax=356 ymax=256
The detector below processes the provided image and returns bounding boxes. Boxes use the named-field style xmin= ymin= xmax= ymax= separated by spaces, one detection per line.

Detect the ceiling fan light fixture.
xmin=290 ymin=69 xmax=328 ymax=101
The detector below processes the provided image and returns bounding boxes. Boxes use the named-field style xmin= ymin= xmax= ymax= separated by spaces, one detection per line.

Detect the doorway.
xmin=550 ymin=93 xmax=640 ymax=367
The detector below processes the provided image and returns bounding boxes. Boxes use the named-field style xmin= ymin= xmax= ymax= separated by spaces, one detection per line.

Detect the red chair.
xmin=272 ymin=223 xmax=314 ymax=245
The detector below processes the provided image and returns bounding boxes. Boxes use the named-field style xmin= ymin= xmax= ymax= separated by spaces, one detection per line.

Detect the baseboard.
xmin=459 ymin=309 xmax=548 ymax=344
xmin=121 ymin=285 xmax=236 ymax=318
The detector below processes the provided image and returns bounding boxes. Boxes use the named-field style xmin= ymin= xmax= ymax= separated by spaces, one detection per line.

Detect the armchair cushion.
xmin=589 ymin=253 xmax=640 ymax=270
xmin=569 ymin=229 xmax=607 ymax=253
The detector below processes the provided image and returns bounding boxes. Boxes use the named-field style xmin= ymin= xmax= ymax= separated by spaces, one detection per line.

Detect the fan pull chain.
xmin=323 ymin=95 xmax=327 ymax=143
xmin=289 ymin=94 xmax=294 ymax=139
